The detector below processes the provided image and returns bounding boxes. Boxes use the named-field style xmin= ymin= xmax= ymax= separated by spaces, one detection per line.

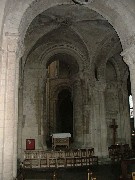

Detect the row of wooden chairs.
xmin=23 ymin=148 xmax=98 ymax=168
xmin=108 ymin=144 xmax=131 ymax=162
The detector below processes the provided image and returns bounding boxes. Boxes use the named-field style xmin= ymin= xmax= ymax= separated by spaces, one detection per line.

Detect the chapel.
xmin=0 ymin=0 xmax=135 ymax=179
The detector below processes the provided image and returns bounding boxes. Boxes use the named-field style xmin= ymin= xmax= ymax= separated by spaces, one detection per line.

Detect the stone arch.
xmin=21 ymin=42 xmax=85 ymax=141
xmin=29 ymin=49 xmax=82 ymax=144
xmin=3 ymin=0 xmax=135 ymax=52
xmin=51 ymin=83 xmax=72 ymax=100
xmin=93 ymin=34 xmax=122 ymax=81
xmin=24 ymin=42 xmax=86 ymax=70
xmin=40 ymin=43 xmax=85 ymax=73
xmin=21 ymin=42 xmax=86 ymax=92
xmin=107 ymin=58 xmax=121 ymax=83
xmin=1 ymin=1 xmax=135 ymax=179
xmin=22 ymin=24 xmax=90 ymax=65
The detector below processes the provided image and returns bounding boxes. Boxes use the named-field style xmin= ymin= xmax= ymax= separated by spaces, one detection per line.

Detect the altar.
xmin=51 ymin=133 xmax=71 ymax=149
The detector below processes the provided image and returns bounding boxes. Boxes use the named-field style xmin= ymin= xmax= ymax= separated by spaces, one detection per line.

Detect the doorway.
xmin=56 ymin=89 xmax=73 ymax=136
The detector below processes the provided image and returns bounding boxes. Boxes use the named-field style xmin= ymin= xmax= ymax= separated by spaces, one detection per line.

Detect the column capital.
xmin=121 ymin=45 xmax=135 ymax=67
xmin=71 ymin=73 xmax=81 ymax=84
xmin=4 ymin=33 xmax=25 ymax=60
xmin=94 ymin=80 xmax=106 ymax=92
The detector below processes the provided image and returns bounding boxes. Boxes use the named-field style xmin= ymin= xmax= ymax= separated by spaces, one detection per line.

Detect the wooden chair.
xmin=40 ymin=159 xmax=48 ymax=168
xmin=73 ymin=149 xmax=82 ymax=167
xmin=87 ymin=148 xmax=94 ymax=157
xmin=92 ymin=156 xmax=98 ymax=165
xmin=48 ymin=150 xmax=57 ymax=168
xmin=31 ymin=159 xmax=40 ymax=168
xmin=56 ymin=150 xmax=65 ymax=168
xmin=39 ymin=151 xmax=48 ymax=168
xmin=65 ymin=149 xmax=74 ymax=167
xmin=81 ymin=149 xmax=87 ymax=166
xmin=23 ymin=159 xmax=31 ymax=168
xmin=23 ymin=150 xmax=32 ymax=168
xmin=30 ymin=151 xmax=40 ymax=168
xmin=108 ymin=145 xmax=122 ymax=162
xmin=122 ymin=144 xmax=131 ymax=159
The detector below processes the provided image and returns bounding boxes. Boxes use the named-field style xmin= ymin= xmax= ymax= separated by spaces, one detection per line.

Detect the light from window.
xmin=129 ymin=95 xmax=134 ymax=118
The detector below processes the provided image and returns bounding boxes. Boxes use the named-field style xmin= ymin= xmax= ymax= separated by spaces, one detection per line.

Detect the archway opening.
xmin=45 ymin=53 xmax=78 ymax=147
xmin=19 ymin=3 xmax=132 ymax=154
xmin=56 ymin=89 xmax=73 ymax=135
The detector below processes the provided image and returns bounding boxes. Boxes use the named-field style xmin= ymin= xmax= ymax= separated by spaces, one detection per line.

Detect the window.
xmin=129 ymin=95 xmax=134 ymax=118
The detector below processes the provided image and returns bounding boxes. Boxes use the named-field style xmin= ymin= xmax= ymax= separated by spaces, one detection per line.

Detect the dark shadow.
xmin=56 ymin=89 xmax=73 ymax=137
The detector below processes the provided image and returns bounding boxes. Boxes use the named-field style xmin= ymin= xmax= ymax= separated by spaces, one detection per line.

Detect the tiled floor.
xmin=20 ymin=164 xmax=122 ymax=180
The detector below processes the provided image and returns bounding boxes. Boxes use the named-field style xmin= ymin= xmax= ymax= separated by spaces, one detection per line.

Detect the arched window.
xmin=129 ymin=95 xmax=134 ymax=118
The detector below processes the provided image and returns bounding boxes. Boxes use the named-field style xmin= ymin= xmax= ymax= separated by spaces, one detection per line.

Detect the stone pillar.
xmin=121 ymin=45 xmax=135 ymax=128
xmin=53 ymin=99 xmax=57 ymax=132
xmin=18 ymin=74 xmax=23 ymax=161
xmin=72 ymin=77 xmax=83 ymax=147
xmin=81 ymin=74 xmax=92 ymax=148
xmin=0 ymin=49 xmax=4 ymax=180
xmin=40 ymin=72 xmax=47 ymax=150
xmin=0 ymin=34 xmax=22 ymax=179
xmin=117 ymin=81 xmax=131 ymax=146
xmin=91 ymin=81 xmax=108 ymax=157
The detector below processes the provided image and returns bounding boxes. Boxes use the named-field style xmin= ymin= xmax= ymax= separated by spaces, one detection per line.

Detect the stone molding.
xmin=3 ymin=33 xmax=24 ymax=60
xmin=29 ymin=42 xmax=87 ymax=76
xmin=0 ymin=47 xmax=4 ymax=55
xmin=40 ymin=42 xmax=87 ymax=63
xmin=72 ymin=0 xmax=94 ymax=5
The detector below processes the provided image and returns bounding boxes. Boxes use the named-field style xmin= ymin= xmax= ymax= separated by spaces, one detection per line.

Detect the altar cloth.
xmin=51 ymin=133 xmax=71 ymax=138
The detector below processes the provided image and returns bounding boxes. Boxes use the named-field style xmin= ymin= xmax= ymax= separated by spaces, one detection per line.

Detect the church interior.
xmin=1 ymin=0 xmax=135 ymax=179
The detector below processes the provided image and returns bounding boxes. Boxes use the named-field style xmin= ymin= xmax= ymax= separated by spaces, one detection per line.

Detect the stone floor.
xmin=20 ymin=164 xmax=122 ymax=180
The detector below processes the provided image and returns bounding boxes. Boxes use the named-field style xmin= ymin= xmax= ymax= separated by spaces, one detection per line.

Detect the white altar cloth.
xmin=52 ymin=133 xmax=71 ymax=138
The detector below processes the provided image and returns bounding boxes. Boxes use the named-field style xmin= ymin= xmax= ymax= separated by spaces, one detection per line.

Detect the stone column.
xmin=91 ymin=81 xmax=108 ymax=157
xmin=72 ymin=76 xmax=83 ymax=147
xmin=117 ymin=81 xmax=131 ymax=146
xmin=40 ymin=71 xmax=47 ymax=150
xmin=81 ymin=74 xmax=92 ymax=148
xmin=18 ymin=69 xmax=23 ymax=161
xmin=121 ymin=45 xmax=135 ymax=128
xmin=0 ymin=34 xmax=22 ymax=179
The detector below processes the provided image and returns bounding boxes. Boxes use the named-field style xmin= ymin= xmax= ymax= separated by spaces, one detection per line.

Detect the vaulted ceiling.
xmin=23 ymin=4 xmax=122 ymax=69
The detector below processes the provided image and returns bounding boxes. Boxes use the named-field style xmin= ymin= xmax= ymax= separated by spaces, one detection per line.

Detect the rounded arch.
xmin=105 ymin=58 xmax=120 ymax=82
xmin=39 ymin=43 xmax=86 ymax=73
xmin=93 ymin=33 xmax=122 ymax=81
xmin=51 ymin=83 xmax=72 ymax=100
xmin=23 ymin=24 xmax=90 ymax=62
xmin=22 ymin=24 xmax=90 ymax=71
xmin=108 ymin=58 xmax=121 ymax=81
xmin=93 ymin=32 xmax=121 ymax=67
xmin=3 ymin=0 xmax=135 ymax=53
